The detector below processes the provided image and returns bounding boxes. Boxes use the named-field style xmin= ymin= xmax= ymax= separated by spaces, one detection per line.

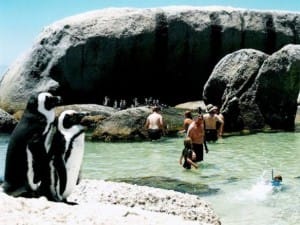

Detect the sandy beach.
xmin=0 ymin=179 xmax=221 ymax=225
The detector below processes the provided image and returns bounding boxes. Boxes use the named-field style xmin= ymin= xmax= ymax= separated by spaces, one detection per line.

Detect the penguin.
xmin=41 ymin=110 xmax=88 ymax=204
xmin=3 ymin=92 xmax=62 ymax=197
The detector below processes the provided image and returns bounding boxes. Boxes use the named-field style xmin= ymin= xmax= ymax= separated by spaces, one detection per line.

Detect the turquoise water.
xmin=0 ymin=133 xmax=10 ymax=181
xmin=1 ymin=132 xmax=300 ymax=225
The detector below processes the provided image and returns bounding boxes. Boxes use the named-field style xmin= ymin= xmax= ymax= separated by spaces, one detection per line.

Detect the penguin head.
xmin=59 ymin=110 xmax=89 ymax=131
xmin=39 ymin=92 xmax=62 ymax=111
xmin=27 ymin=92 xmax=62 ymax=113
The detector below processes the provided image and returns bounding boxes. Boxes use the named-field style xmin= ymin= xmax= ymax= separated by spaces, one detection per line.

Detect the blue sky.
xmin=1 ymin=0 xmax=300 ymax=68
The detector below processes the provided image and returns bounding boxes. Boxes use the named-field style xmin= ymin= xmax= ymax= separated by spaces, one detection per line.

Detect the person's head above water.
xmin=272 ymin=175 xmax=282 ymax=187
xmin=152 ymin=106 xmax=161 ymax=112
xmin=274 ymin=175 xmax=282 ymax=182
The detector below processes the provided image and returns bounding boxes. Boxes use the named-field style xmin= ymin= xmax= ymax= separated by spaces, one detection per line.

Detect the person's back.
xmin=203 ymin=105 xmax=224 ymax=141
xmin=147 ymin=112 xmax=163 ymax=129
xmin=145 ymin=106 xmax=164 ymax=140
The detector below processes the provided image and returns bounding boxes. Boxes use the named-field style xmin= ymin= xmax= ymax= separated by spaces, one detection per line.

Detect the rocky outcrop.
xmin=203 ymin=49 xmax=269 ymax=108
xmin=0 ymin=6 xmax=300 ymax=113
xmin=203 ymin=48 xmax=269 ymax=131
xmin=92 ymin=106 xmax=151 ymax=141
xmin=0 ymin=109 xmax=18 ymax=132
xmin=55 ymin=104 xmax=118 ymax=129
xmin=91 ymin=106 xmax=185 ymax=141
xmin=175 ymin=100 xmax=206 ymax=112
xmin=0 ymin=179 xmax=220 ymax=225
xmin=203 ymin=44 xmax=300 ymax=131
xmin=245 ymin=44 xmax=300 ymax=130
xmin=0 ymin=102 xmax=189 ymax=140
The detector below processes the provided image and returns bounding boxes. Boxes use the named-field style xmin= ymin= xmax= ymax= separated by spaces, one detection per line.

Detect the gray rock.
xmin=245 ymin=44 xmax=300 ymax=130
xmin=55 ymin=104 xmax=117 ymax=117
xmin=0 ymin=108 xmax=17 ymax=132
xmin=92 ymin=106 xmax=151 ymax=141
xmin=91 ymin=106 xmax=186 ymax=141
xmin=203 ymin=48 xmax=268 ymax=131
xmin=1 ymin=7 xmax=300 ymax=113
xmin=203 ymin=44 xmax=300 ymax=131
xmin=174 ymin=100 xmax=206 ymax=112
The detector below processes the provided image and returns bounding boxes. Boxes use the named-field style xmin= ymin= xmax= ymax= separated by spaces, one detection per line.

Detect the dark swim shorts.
xmin=205 ymin=129 xmax=218 ymax=142
xmin=192 ymin=143 xmax=204 ymax=162
xmin=147 ymin=129 xmax=162 ymax=140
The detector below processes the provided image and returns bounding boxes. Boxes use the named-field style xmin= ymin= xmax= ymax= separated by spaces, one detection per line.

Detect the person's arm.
xmin=216 ymin=115 xmax=224 ymax=137
xmin=179 ymin=155 xmax=183 ymax=165
xmin=204 ymin=139 xmax=209 ymax=153
xmin=187 ymin=158 xmax=198 ymax=169
xmin=186 ymin=123 xmax=192 ymax=137
xmin=144 ymin=117 xmax=149 ymax=129
xmin=203 ymin=124 xmax=209 ymax=153
xmin=160 ymin=115 xmax=167 ymax=135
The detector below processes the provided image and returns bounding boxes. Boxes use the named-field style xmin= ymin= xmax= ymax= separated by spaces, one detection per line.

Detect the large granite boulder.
xmin=246 ymin=44 xmax=300 ymax=130
xmin=203 ymin=49 xmax=268 ymax=106
xmin=203 ymin=44 xmax=300 ymax=131
xmin=0 ymin=7 xmax=300 ymax=113
xmin=203 ymin=48 xmax=269 ymax=131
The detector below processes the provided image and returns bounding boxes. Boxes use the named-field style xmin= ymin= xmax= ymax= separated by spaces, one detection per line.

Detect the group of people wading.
xmin=144 ymin=103 xmax=224 ymax=170
xmin=179 ymin=104 xmax=224 ymax=169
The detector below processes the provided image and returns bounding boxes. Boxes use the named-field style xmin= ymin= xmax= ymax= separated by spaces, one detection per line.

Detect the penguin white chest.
xmin=62 ymin=133 xmax=85 ymax=198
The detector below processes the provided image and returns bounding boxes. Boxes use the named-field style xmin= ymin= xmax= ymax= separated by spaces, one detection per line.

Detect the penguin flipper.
xmin=53 ymin=156 xmax=67 ymax=196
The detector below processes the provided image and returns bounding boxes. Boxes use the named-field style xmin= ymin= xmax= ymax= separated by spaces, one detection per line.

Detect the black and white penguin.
xmin=3 ymin=92 xmax=62 ymax=197
xmin=41 ymin=110 xmax=88 ymax=204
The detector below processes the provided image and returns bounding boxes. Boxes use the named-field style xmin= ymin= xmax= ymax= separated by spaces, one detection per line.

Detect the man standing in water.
xmin=187 ymin=114 xmax=208 ymax=162
xmin=203 ymin=104 xmax=224 ymax=142
xmin=145 ymin=106 xmax=165 ymax=140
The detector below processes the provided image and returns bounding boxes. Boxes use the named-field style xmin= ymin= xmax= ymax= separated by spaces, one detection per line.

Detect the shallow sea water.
xmin=1 ymin=131 xmax=300 ymax=225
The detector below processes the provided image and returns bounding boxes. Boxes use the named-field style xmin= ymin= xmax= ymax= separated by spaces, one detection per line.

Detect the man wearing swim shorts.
xmin=145 ymin=106 xmax=165 ymax=140
xmin=187 ymin=114 xmax=208 ymax=162
xmin=203 ymin=105 xmax=224 ymax=142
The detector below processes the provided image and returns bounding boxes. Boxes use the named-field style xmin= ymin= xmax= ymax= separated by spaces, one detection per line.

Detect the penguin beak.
xmin=55 ymin=96 xmax=63 ymax=106
xmin=80 ymin=112 xmax=90 ymax=118
xmin=79 ymin=112 xmax=90 ymax=126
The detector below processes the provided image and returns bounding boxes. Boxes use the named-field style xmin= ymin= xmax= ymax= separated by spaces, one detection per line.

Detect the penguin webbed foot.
xmin=44 ymin=195 xmax=78 ymax=205
xmin=63 ymin=199 xmax=78 ymax=205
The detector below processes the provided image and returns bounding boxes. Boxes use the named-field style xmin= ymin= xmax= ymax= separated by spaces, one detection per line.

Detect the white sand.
xmin=0 ymin=179 xmax=220 ymax=225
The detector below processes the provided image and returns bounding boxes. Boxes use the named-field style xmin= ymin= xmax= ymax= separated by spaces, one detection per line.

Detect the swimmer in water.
xmin=271 ymin=175 xmax=282 ymax=187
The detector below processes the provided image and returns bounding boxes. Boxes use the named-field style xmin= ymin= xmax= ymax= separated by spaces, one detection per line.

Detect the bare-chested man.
xmin=145 ymin=106 xmax=165 ymax=140
xmin=187 ymin=114 xmax=208 ymax=162
xmin=203 ymin=105 xmax=224 ymax=142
